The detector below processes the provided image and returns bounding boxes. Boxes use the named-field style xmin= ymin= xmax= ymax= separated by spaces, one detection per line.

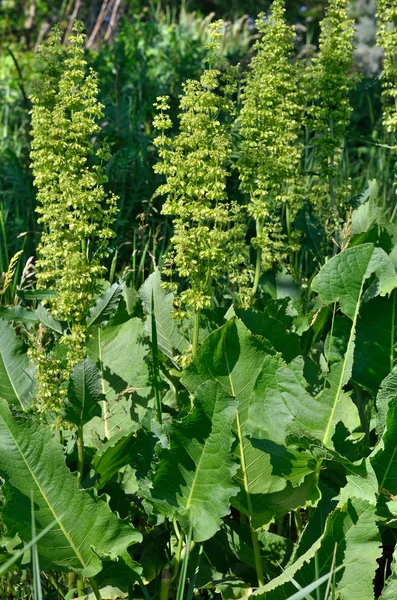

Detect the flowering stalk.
xmin=377 ymin=1 xmax=397 ymax=155
xmin=307 ymin=0 xmax=356 ymax=246
xmin=237 ymin=0 xmax=304 ymax=295
xmin=153 ymin=21 xmax=251 ymax=355
xmin=29 ymin=23 xmax=118 ymax=418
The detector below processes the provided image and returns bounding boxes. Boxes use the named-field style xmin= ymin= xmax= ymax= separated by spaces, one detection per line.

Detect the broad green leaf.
xmin=247 ymin=353 xmax=339 ymax=445
xmin=312 ymin=244 xmax=397 ymax=320
xmin=62 ymin=358 xmax=104 ymax=426
xmin=371 ymin=397 xmax=397 ymax=495
xmin=376 ymin=367 xmax=397 ymax=437
xmin=16 ymin=289 xmax=57 ymax=301
xmin=293 ymin=487 xmax=337 ymax=560
xmin=295 ymin=201 xmax=324 ymax=260
xmin=310 ymin=244 xmax=396 ymax=447
xmin=351 ymin=180 xmax=381 ymax=235
xmin=381 ymin=545 xmax=397 ymax=599
xmin=138 ymin=268 xmax=188 ymax=362
xmin=353 ymin=294 xmax=397 ymax=394
xmin=287 ymin=433 xmax=377 ymax=504
xmin=94 ymin=426 xmax=158 ymax=489
xmin=80 ymin=585 xmax=128 ymax=599
xmin=247 ymin=349 xmax=359 ymax=453
xmin=183 ymin=319 xmax=318 ymax=529
xmin=94 ymin=430 xmax=135 ymax=488
xmin=327 ymin=499 xmax=380 ymax=600
xmin=252 ymin=499 xmax=381 ymax=600
xmin=0 ymin=399 xmax=141 ymax=576
xmin=35 ymin=305 xmax=63 ymax=335
xmin=324 ymin=315 xmax=349 ymax=365
xmin=236 ymin=299 xmax=301 ymax=362
xmin=0 ymin=320 xmax=34 ymax=410
xmin=87 ymin=283 xmax=123 ymax=327
xmin=0 ymin=306 xmax=39 ymax=325
xmin=0 ymin=306 xmax=63 ymax=335
xmin=150 ymin=380 xmax=239 ymax=541
xmin=85 ymin=317 xmax=151 ymax=445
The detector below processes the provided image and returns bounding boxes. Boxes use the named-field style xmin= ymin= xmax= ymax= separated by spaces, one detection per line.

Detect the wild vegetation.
xmin=1 ymin=0 xmax=397 ymax=599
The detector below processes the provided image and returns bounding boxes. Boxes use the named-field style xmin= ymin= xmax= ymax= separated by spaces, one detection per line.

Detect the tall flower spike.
xmin=238 ymin=0 xmax=304 ymax=293
xmin=29 ymin=23 xmax=118 ymax=416
xmin=307 ymin=0 xmax=356 ymax=237
xmin=153 ymin=21 xmax=251 ymax=322
xmin=377 ymin=1 xmax=397 ymax=136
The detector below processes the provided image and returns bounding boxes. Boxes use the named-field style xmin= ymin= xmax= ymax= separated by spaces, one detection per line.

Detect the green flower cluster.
xmin=29 ymin=23 xmax=118 ymax=415
xmin=377 ymin=0 xmax=397 ymax=135
xmin=153 ymin=23 xmax=251 ymax=314
xmin=307 ymin=0 xmax=355 ymax=228
xmin=238 ymin=0 xmax=304 ymax=274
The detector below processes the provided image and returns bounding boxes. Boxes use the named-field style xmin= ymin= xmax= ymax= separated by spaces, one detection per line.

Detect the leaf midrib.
xmin=1 ymin=415 xmax=88 ymax=568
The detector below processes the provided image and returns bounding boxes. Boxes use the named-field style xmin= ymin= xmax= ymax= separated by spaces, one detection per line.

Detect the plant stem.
xmin=175 ymin=527 xmax=192 ymax=600
xmin=314 ymin=550 xmax=321 ymax=600
xmin=45 ymin=573 xmax=66 ymax=599
xmin=89 ymin=577 xmax=102 ymax=600
xmin=192 ymin=310 xmax=200 ymax=359
xmin=68 ymin=571 xmax=77 ymax=595
xmin=77 ymin=575 xmax=84 ymax=596
xmin=252 ymin=218 xmax=263 ymax=299
xmin=250 ymin=526 xmax=265 ymax=588
xmin=160 ymin=566 xmax=172 ymax=600
xmin=170 ymin=529 xmax=185 ymax=583
xmin=77 ymin=425 xmax=84 ymax=486
xmin=294 ymin=509 xmax=303 ymax=538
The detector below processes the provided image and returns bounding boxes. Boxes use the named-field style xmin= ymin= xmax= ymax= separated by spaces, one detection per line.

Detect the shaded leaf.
xmin=372 ymin=397 xmax=397 ymax=495
xmin=353 ymin=294 xmax=397 ymax=394
xmin=0 ymin=320 xmax=34 ymax=410
xmin=236 ymin=299 xmax=301 ymax=362
xmin=138 ymin=268 xmax=189 ymax=362
xmin=87 ymin=283 xmax=123 ymax=328
xmin=63 ymin=358 xmax=104 ymax=427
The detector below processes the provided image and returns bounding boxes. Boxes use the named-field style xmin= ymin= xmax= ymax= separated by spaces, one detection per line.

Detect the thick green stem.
xmin=89 ymin=577 xmax=102 ymax=600
xmin=294 ymin=509 xmax=303 ymax=538
xmin=250 ymin=527 xmax=265 ymax=588
xmin=170 ymin=529 xmax=185 ymax=584
xmin=192 ymin=310 xmax=200 ymax=359
xmin=160 ymin=566 xmax=172 ymax=600
xmin=175 ymin=527 xmax=192 ymax=600
xmin=77 ymin=425 xmax=84 ymax=486
xmin=77 ymin=575 xmax=84 ymax=596
xmin=68 ymin=572 xmax=77 ymax=594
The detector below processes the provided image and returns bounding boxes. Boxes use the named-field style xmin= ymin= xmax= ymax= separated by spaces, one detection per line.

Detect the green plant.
xmin=237 ymin=0 xmax=304 ymax=293
xmin=28 ymin=23 xmax=118 ymax=417
xmin=306 ymin=0 xmax=356 ymax=246
xmin=3 ymin=3 xmax=397 ymax=600
xmin=153 ymin=23 xmax=251 ymax=355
